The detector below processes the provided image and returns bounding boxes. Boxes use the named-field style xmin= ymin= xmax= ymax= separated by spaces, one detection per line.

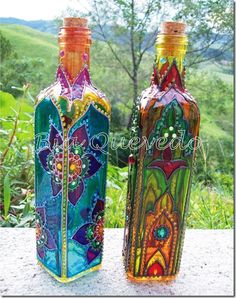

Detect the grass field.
xmin=0 ymin=24 xmax=57 ymax=61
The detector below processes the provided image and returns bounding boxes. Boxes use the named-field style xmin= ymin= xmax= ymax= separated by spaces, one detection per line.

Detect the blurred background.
xmin=0 ymin=0 xmax=233 ymax=228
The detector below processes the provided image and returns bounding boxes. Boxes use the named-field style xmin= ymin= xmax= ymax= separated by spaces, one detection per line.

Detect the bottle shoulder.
xmin=140 ymin=84 xmax=199 ymax=112
xmin=36 ymin=73 xmax=111 ymax=117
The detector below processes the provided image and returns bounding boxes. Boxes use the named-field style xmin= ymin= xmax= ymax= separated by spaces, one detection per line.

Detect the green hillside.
xmin=1 ymin=24 xmax=232 ymax=85
xmin=198 ymin=61 xmax=233 ymax=85
xmin=0 ymin=24 xmax=57 ymax=62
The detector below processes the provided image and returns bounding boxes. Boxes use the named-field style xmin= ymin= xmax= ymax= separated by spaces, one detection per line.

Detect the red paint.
xmin=147 ymin=262 xmax=164 ymax=276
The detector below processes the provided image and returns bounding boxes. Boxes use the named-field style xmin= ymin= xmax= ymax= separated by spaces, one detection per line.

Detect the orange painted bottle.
xmin=123 ymin=22 xmax=200 ymax=281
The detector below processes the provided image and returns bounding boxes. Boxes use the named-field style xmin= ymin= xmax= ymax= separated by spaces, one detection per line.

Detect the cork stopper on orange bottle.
xmin=63 ymin=17 xmax=88 ymax=28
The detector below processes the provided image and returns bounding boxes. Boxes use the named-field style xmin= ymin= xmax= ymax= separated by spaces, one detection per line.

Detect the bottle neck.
xmin=155 ymin=33 xmax=188 ymax=90
xmin=58 ymin=20 xmax=91 ymax=82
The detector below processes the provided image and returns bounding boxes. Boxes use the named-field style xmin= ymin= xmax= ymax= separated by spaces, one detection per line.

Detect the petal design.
xmin=84 ymin=154 xmax=102 ymax=178
xmin=87 ymin=246 xmax=100 ymax=264
xmin=38 ymin=148 xmax=51 ymax=171
xmin=90 ymin=137 xmax=102 ymax=156
xmin=37 ymin=246 xmax=45 ymax=259
xmin=72 ymin=223 xmax=91 ymax=245
xmin=147 ymin=261 xmax=164 ymax=276
xmin=68 ymin=180 xmax=84 ymax=206
xmin=49 ymin=125 xmax=63 ymax=149
xmin=159 ymin=61 xmax=169 ymax=78
xmin=71 ymin=124 xmax=89 ymax=148
xmin=36 ymin=207 xmax=46 ymax=224
xmin=51 ymin=177 xmax=62 ymax=196
xmin=73 ymin=67 xmax=91 ymax=87
xmin=92 ymin=199 xmax=104 ymax=221
xmin=44 ymin=228 xmax=57 ymax=249
xmin=163 ymin=147 xmax=172 ymax=161
xmin=148 ymin=159 xmax=187 ymax=180
xmin=161 ymin=62 xmax=184 ymax=92
xmin=56 ymin=65 xmax=71 ymax=98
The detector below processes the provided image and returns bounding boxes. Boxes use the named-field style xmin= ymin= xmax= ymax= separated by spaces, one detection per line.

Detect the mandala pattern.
xmin=36 ymin=207 xmax=57 ymax=259
xmin=38 ymin=124 xmax=102 ymax=205
xmin=72 ymin=197 xmax=104 ymax=264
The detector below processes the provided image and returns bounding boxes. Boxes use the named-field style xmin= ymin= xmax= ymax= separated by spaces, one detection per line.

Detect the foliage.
xmin=105 ymin=165 xmax=127 ymax=227
xmin=87 ymin=0 xmax=165 ymax=105
xmin=187 ymin=182 xmax=233 ymax=229
xmin=0 ymin=91 xmax=34 ymax=227
xmin=0 ymin=25 xmax=57 ymax=96
xmin=188 ymin=70 xmax=233 ymax=192
xmin=173 ymin=0 xmax=233 ymax=66
xmin=3 ymin=174 xmax=11 ymax=217
xmin=0 ymin=57 xmax=47 ymax=96
xmin=0 ymin=30 xmax=14 ymax=62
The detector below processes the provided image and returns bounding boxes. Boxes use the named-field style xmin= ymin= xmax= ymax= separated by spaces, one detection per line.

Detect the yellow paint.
xmin=146 ymin=250 xmax=166 ymax=270
xmin=156 ymin=34 xmax=188 ymax=74
xmin=56 ymin=162 xmax=62 ymax=170
xmin=135 ymin=248 xmax=141 ymax=275
xmin=69 ymin=163 xmax=76 ymax=171
xmin=38 ymin=261 xmax=101 ymax=283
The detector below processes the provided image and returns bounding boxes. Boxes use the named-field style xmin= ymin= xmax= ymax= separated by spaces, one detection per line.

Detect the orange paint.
xmin=58 ymin=18 xmax=92 ymax=82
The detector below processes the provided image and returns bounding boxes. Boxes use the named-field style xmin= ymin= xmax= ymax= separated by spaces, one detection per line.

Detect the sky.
xmin=0 ymin=0 xmax=90 ymax=20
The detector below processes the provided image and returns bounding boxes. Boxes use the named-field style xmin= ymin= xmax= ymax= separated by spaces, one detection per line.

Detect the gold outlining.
xmin=36 ymin=73 xmax=110 ymax=281
xmin=38 ymin=261 xmax=101 ymax=283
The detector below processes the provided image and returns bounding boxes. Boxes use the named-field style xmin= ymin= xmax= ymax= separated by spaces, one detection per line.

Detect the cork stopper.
xmin=161 ymin=21 xmax=186 ymax=35
xmin=63 ymin=17 xmax=88 ymax=28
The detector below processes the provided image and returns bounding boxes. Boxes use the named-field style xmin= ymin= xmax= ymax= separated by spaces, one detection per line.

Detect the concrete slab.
xmin=0 ymin=228 xmax=234 ymax=296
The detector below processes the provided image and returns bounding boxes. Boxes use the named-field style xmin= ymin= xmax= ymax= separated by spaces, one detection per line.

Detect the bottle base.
xmin=127 ymin=271 xmax=178 ymax=283
xmin=38 ymin=260 xmax=101 ymax=283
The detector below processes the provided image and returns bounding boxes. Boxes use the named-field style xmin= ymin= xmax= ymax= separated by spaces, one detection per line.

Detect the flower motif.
xmin=148 ymin=99 xmax=193 ymax=156
xmin=148 ymin=146 xmax=187 ymax=180
xmin=56 ymin=65 xmax=91 ymax=100
xmin=38 ymin=124 xmax=102 ymax=205
xmin=36 ymin=207 xmax=56 ymax=259
xmin=153 ymin=225 xmax=170 ymax=241
xmin=72 ymin=198 xmax=104 ymax=264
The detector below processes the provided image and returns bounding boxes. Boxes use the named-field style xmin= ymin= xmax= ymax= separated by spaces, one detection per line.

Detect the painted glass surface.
xmin=123 ymin=26 xmax=200 ymax=281
xmin=35 ymin=65 xmax=110 ymax=282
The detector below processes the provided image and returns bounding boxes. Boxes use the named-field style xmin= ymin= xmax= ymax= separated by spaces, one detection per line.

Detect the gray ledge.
xmin=0 ymin=228 xmax=234 ymax=296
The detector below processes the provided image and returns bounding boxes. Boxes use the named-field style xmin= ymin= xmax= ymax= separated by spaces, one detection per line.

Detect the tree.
xmin=173 ymin=0 xmax=233 ymax=67
xmin=0 ymin=57 xmax=46 ymax=96
xmin=87 ymin=0 xmax=167 ymax=107
xmin=0 ymin=31 xmax=14 ymax=62
xmin=80 ymin=0 xmax=233 ymax=107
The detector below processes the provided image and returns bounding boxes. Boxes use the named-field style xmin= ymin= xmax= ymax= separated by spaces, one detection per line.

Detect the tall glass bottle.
xmin=35 ymin=18 xmax=110 ymax=282
xmin=123 ymin=22 xmax=200 ymax=281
